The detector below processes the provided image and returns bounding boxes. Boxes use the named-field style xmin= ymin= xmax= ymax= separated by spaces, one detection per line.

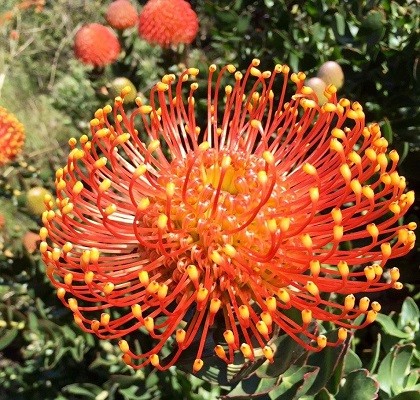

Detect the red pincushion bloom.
xmin=74 ymin=23 xmax=120 ymax=67
xmin=41 ymin=60 xmax=416 ymax=373
xmin=0 ymin=106 xmax=25 ymax=166
xmin=106 ymin=0 xmax=138 ymax=30
xmin=138 ymin=0 xmax=199 ymax=47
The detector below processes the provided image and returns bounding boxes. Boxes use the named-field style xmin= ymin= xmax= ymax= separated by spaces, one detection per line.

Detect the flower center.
xmin=137 ymin=146 xmax=297 ymax=295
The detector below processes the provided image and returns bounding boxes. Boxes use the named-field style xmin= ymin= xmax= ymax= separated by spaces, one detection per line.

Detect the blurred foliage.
xmin=0 ymin=0 xmax=419 ymax=398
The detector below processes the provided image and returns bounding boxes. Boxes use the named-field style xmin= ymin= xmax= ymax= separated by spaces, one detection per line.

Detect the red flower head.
xmin=41 ymin=60 xmax=416 ymax=373
xmin=138 ymin=0 xmax=199 ymax=47
xmin=74 ymin=23 xmax=120 ymax=67
xmin=0 ymin=106 xmax=25 ymax=166
xmin=106 ymin=0 xmax=138 ymax=30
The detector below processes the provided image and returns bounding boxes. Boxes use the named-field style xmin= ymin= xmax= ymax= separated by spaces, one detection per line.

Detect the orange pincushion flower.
xmin=138 ymin=0 xmax=199 ymax=47
xmin=41 ymin=60 xmax=415 ymax=373
xmin=74 ymin=23 xmax=120 ymax=67
xmin=0 ymin=106 xmax=25 ymax=166
xmin=106 ymin=0 xmax=138 ymax=30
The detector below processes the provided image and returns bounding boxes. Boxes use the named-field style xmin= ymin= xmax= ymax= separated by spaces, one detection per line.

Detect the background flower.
xmin=0 ymin=106 xmax=25 ymax=166
xmin=73 ymin=23 xmax=120 ymax=67
xmin=138 ymin=0 xmax=199 ymax=47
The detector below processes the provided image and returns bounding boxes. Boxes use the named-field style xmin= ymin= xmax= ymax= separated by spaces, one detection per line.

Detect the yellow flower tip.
xmin=338 ymin=328 xmax=348 ymax=342
xmin=317 ymin=335 xmax=327 ymax=349
xmin=306 ymin=281 xmax=319 ymax=297
xmin=301 ymin=233 xmax=313 ymax=249
xmin=138 ymin=270 xmax=149 ymax=285
xmin=91 ymin=320 xmax=100 ymax=332
xmin=257 ymin=170 xmax=268 ymax=185
xmin=215 ymin=345 xmax=227 ymax=359
xmin=39 ymin=227 xmax=48 ymax=241
xmin=381 ymin=243 xmax=392 ymax=258
xmin=223 ymin=330 xmax=235 ymax=345
xmin=364 ymin=266 xmax=376 ymax=281
xmin=301 ymin=309 xmax=312 ymax=325
xmin=105 ymin=204 xmax=117 ymax=215
xmin=103 ymin=105 xmax=112 ymax=114
xmin=146 ymin=280 xmax=159 ymax=295
xmin=84 ymin=271 xmax=94 ymax=285
xmin=371 ymin=301 xmax=381 ymax=312
xmin=210 ymin=298 xmax=221 ymax=314
xmin=193 ymin=359 xmax=204 ymax=373
xmin=252 ymin=58 xmax=260 ymax=66
xmin=223 ymin=244 xmax=237 ymax=258
xmin=310 ymin=187 xmax=320 ymax=202
xmin=210 ymin=250 xmax=224 ymax=265
xmin=240 ymin=343 xmax=254 ymax=359
xmin=344 ymin=294 xmax=355 ymax=311
xmin=157 ymin=214 xmax=168 ymax=229
xmin=366 ymin=310 xmax=377 ymax=324
xmin=239 ymin=305 xmax=250 ymax=320
xmin=114 ymin=96 xmax=123 ymax=105
xmin=90 ymin=247 xmax=99 ymax=262
xmin=303 ymin=162 xmax=317 ymax=175
xmin=144 ymin=316 xmax=154 ymax=332
xmin=196 ymin=287 xmax=209 ymax=303
xmin=393 ymin=282 xmax=404 ymax=290
xmin=265 ymin=296 xmax=277 ymax=312
xmin=149 ymin=354 xmax=160 ymax=367
xmin=122 ymin=353 xmax=132 ymax=365
xmin=103 ymin=282 xmax=115 ymax=295
xmin=90 ymin=118 xmax=100 ymax=127
xmin=187 ymin=264 xmax=199 ymax=282
xmin=176 ymin=328 xmax=186 ymax=344
xmin=57 ymin=287 xmax=66 ymax=299
xmin=250 ymin=67 xmax=261 ymax=77
xmin=235 ymin=71 xmax=243 ymax=81
xmin=68 ymin=137 xmax=77 ymax=147
xmin=262 ymin=345 xmax=274 ymax=362
xmin=139 ymin=105 xmax=152 ymax=114
xmin=156 ymin=82 xmax=169 ymax=92
xmin=68 ymin=298 xmax=78 ymax=312
xmin=373 ymin=264 xmax=383 ymax=276
xmin=366 ymin=223 xmax=379 ymax=239
xmin=359 ymin=297 xmax=370 ymax=312
xmin=278 ymin=288 xmax=290 ymax=303
xmin=209 ymin=64 xmax=217 ymax=73
xmin=131 ymin=304 xmax=142 ymax=319
xmin=99 ymin=179 xmax=111 ymax=193
xmin=390 ymin=267 xmax=400 ymax=282
xmin=261 ymin=311 xmax=272 ymax=327
xmin=119 ymin=340 xmax=130 ymax=353
xmin=256 ymin=320 xmax=269 ymax=337
xmin=310 ymin=260 xmax=321 ymax=276
xmin=100 ymin=313 xmax=110 ymax=326
xmin=323 ymin=102 xmax=337 ymax=112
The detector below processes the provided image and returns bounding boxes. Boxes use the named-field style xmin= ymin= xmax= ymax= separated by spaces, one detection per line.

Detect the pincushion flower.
xmin=74 ymin=23 xmax=120 ymax=67
xmin=138 ymin=0 xmax=199 ymax=48
xmin=0 ymin=106 xmax=25 ymax=166
xmin=106 ymin=0 xmax=138 ymax=30
xmin=40 ymin=59 xmax=416 ymax=373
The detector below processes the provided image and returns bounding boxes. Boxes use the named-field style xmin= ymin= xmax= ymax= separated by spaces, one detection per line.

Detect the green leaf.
xmin=375 ymin=313 xmax=412 ymax=339
xmin=336 ymin=369 xmax=379 ymax=400
xmin=398 ymin=297 xmax=419 ymax=331
xmin=0 ymin=328 xmax=18 ymax=350
xmin=343 ymin=348 xmax=362 ymax=375
xmin=391 ymin=344 xmax=415 ymax=394
xmin=377 ymin=351 xmax=393 ymax=396
xmin=390 ymin=391 xmax=420 ymax=400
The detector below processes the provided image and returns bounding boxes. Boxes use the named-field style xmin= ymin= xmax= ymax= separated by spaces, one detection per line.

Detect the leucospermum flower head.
xmin=0 ymin=106 xmax=25 ymax=166
xmin=105 ymin=0 xmax=138 ymax=30
xmin=41 ymin=59 xmax=416 ymax=373
xmin=74 ymin=23 xmax=120 ymax=67
xmin=138 ymin=0 xmax=199 ymax=48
